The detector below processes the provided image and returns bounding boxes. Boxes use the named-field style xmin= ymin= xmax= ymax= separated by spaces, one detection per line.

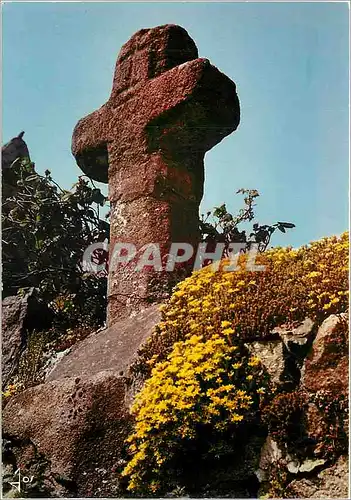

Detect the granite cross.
xmin=72 ymin=24 xmax=240 ymax=326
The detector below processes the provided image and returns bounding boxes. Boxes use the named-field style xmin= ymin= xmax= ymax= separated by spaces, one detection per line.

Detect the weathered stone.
xmin=287 ymin=457 xmax=326 ymax=474
xmin=2 ymin=296 xmax=29 ymax=387
xmin=72 ymin=24 xmax=240 ymax=325
xmin=256 ymin=436 xmax=283 ymax=482
xmin=256 ymin=315 xmax=348 ymax=499
xmin=301 ymin=314 xmax=348 ymax=395
xmin=288 ymin=455 xmax=348 ymax=499
xmin=267 ymin=318 xmax=316 ymax=389
xmin=2 ymin=131 xmax=29 ymax=170
xmin=3 ymin=371 xmax=131 ymax=497
xmin=2 ymin=132 xmax=31 ymax=199
xmin=247 ymin=340 xmax=285 ymax=386
xmin=2 ymin=304 xmax=160 ymax=495
xmin=2 ymin=289 xmax=52 ymax=388
xmin=273 ymin=317 xmax=315 ymax=350
xmin=2 ymin=436 xmax=68 ymax=498
xmin=46 ymin=304 xmax=160 ymax=382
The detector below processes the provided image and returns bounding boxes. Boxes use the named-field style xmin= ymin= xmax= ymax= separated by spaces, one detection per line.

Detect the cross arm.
xmin=72 ymin=104 xmax=113 ymax=183
xmin=145 ymin=58 xmax=240 ymax=154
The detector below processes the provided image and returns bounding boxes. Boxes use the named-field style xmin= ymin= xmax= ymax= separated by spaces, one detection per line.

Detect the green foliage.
xmin=200 ymin=188 xmax=295 ymax=253
xmin=2 ymin=157 xmax=109 ymax=332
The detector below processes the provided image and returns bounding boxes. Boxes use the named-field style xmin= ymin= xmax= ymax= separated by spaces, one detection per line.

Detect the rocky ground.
xmin=2 ymin=292 xmax=348 ymax=497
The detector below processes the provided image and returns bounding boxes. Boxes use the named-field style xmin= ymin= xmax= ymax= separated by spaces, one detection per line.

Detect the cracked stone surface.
xmin=46 ymin=304 xmax=160 ymax=382
xmin=288 ymin=455 xmax=348 ymax=499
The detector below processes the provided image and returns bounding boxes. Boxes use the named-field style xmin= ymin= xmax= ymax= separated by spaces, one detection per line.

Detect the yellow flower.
xmin=230 ymin=413 xmax=244 ymax=422
xmin=222 ymin=328 xmax=235 ymax=336
xmin=306 ymin=271 xmax=321 ymax=278
xmin=248 ymin=356 xmax=260 ymax=367
xmin=221 ymin=320 xmax=232 ymax=328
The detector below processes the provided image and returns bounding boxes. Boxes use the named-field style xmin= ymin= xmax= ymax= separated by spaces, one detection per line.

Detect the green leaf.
xmin=213 ymin=204 xmax=227 ymax=218
xmin=277 ymin=222 xmax=296 ymax=229
xmin=91 ymin=188 xmax=106 ymax=206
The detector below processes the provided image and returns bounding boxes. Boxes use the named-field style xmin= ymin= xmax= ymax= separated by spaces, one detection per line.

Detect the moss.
xmin=259 ymin=460 xmax=289 ymax=499
xmin=309 ymin=390 xmax=348 ymax=459
xmin=261 ymin=391 xmax=309 ymax=456
xmin=17 ymin=330 xmax=49 ymax=389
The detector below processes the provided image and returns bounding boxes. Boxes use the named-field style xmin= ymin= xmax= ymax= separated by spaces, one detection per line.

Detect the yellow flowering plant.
xmin=123 ymin=333 xmax=270 ymax=494
xmin=133 ymin=232 xmax=348 ymax=376
xmin=124 ymin=232 xmax=348 ymax=494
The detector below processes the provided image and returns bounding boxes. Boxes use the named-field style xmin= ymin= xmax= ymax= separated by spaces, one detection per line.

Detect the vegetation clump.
xmin=262 ymin=391 xmax=308 ymax=454
xmin=2 ymin=157 xmax=109 ymax=332
xmin=123 ymin=334 xmax=270 ymax=494
xmin=134 ymin=232 xmax=349 ymax=376
xmin=124 ymin=232 xmax=348 ymax=494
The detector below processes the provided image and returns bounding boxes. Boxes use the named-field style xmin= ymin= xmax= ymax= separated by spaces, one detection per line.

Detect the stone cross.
xmin=72 ymin=24 xmax=240 ymax=326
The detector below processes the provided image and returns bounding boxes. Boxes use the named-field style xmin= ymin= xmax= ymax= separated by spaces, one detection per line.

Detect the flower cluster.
xmin=123 ymin=333 xmax=269 ymax=493
xmin=133 ymin=232 xmax=349 ymax=375
xmin=301 ymin=233 xmax=349 ymax=314
xmin=123 ymin=233 xmax=349 ymax=494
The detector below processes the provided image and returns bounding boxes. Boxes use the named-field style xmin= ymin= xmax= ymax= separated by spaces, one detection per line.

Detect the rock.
xmin=257 ymin=315 xmax=349 ymax=499
xmin=301 ymin=314 xmax=348 ymax=395
xmin=287 ymin=458 xmax=326 ymax=474
xmin=46 ymin=304 xmax=160 ymax=382
xmin=1 ymin=462 xmax=16 ymax=497
xmin=262 ymin=318 xmax=315 ymax=389
xmin=288 ymin=455 xmax=348 ymax=499
xmin=2 ymin=131 xmax=30 ymax=170
xmin=273 ymin=317 xmax=315 ymax=350
xmin=300 ymin=316 xmax=349 ymax=460
xmin=2 ymin=305 xmax=160 ymax=496
xmin=2 ymin=132 xmax=31 ymax=199
xmin=247 ymin=340 xmax=285 ymax=386
xmin=256 ymin=436 xmax=283 ymax=482
xmin=2 ymin=289 xmax=52 ymax=388
xmin=3 ymin=371 xmax=131 ymax=497
xmin=2 ymin=295 xmax=29 ymax=387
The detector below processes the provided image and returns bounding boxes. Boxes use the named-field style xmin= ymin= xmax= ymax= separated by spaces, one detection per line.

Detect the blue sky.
xmin=2 ymin=2 xmax=349 ymax=248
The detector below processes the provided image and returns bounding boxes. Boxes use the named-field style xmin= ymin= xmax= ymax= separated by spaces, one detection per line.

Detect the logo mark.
xmin=8 ymin=468 xmax=34 ymax=493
